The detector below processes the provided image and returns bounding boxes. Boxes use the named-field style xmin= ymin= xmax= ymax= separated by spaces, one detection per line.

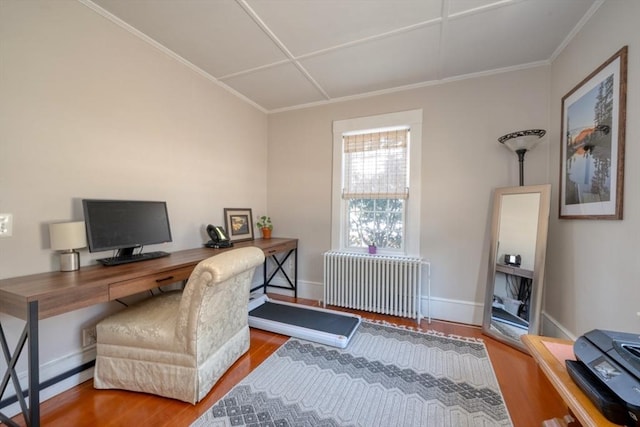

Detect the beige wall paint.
xmin=546 ymin=0 xmax=640 ymax=338
xmin=268 ymin=66 xmax=551 ymax=321
xmin=0 ymin=0 xmax=267 ymax=394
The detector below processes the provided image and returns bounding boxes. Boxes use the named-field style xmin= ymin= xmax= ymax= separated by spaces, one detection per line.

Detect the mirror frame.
xmin=482 ymin=184 xmax=551 ymax=352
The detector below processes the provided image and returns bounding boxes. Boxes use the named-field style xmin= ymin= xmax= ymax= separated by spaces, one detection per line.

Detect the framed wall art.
xmin=559 ymin=46 xmax=627 ymax=219
xmin=223 ymin=208 xmax=254 ymax=242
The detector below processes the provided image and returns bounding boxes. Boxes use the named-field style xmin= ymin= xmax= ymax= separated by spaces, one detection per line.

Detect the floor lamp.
xmin=498 ymin=129 xmax=546 ymax=186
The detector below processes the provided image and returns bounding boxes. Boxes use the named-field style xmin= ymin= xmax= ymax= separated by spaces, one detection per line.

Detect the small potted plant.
xmin=367 ymin=241 xmax=377 ymax=254
xmin=256 ymin=215 xmax=273 ymax=239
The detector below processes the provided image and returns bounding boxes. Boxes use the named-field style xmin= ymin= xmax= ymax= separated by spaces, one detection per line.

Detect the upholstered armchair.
xmin=93 ymin=247 xmax=265 ymax=404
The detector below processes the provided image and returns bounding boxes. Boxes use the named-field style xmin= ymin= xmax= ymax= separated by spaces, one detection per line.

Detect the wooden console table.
xmin=522 ymin=334 xmax=622 ymax=427
xmin=0 ymin=237 xmax=297 ymax=427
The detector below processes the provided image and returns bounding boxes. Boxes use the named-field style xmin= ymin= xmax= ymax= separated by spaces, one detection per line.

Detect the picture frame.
xmin=559 ymin=46 xmax=627 ymax=220
xmin=223 ymin=208 xmax=254 ymax=242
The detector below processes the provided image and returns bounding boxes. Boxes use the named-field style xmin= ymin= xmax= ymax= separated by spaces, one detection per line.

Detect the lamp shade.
xmin=498 ymin=129 xmax=546 ymax=152
xmin=49 ymin=221 xmax=87 ymax=250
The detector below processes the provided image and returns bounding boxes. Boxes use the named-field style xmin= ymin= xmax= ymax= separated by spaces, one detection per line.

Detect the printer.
xmin=568 ymin=329 xmax=640 ymax=426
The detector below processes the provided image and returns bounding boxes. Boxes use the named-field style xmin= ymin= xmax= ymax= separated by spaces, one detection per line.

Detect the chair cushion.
xmin=97 ymin=290 xmax=182 ymax=352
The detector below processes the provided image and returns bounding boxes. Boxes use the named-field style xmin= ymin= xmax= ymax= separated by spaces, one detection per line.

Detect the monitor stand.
xmin=118 ymin=247 xmax=136 ymax=257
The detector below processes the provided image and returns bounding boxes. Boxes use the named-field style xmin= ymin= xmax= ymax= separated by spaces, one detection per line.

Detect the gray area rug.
xmin=192 ymin=321 xmax=513 ymax=426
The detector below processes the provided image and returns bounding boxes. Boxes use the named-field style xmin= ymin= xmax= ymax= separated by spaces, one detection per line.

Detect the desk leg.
xmin=253 ymin=249 xmax=297 ymax=297
xmin=262 ymin=260 xmax=268 ymax=294
xmin=249 ymin=257 xmax=270 ymax=294
xmin=0 ymin=301 xmax=39 ymax=427
xmin=517 ymin=277 xmax=532 ymax=321
xmin=28 ymin=301 xmax=40 ymax=427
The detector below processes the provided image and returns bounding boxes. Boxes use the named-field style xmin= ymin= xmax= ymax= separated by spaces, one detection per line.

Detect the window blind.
xmin=342 ymin=129 xmax=409 ymax=199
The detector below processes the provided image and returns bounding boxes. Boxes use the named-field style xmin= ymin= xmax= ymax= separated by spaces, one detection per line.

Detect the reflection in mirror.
xmin=482 ymin=184 xmax=551 ymax=352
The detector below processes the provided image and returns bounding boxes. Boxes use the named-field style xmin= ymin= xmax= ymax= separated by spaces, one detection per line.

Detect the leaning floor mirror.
xmin=482 ymin=184 xmax=551 ymax=352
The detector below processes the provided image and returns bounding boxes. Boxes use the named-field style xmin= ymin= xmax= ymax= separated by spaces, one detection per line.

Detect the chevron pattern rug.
xmin=192 ymin=321 xmax=513 ymax=426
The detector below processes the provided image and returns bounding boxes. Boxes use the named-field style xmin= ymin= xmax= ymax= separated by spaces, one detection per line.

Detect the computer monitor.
xmin=82 ymin=199 xmax=172 ymax=259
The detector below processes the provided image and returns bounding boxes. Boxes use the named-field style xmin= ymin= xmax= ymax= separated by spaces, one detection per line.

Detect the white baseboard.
xmin=541 ymin=310 xmax=576 ymax=340
xmin=2 ymin=346 xmax=96 ymax=418
xmin=265 ymin=278 xmax=323 ymax=302
xmin=422 ymin=296 xmax=484 ymax=325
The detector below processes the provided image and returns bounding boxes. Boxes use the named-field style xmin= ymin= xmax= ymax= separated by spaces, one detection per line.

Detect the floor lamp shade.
xmin=498 ymin=129 xmax=546 ymax=186
xmin=49 ymin=221 xmax=87 ymax=271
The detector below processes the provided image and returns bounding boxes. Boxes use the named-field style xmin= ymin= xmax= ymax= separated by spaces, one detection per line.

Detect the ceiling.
xmin=85 ymin=0 xmax=601 ymax=113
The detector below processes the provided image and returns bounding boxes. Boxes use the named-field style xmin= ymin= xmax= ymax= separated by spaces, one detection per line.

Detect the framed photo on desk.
xmin=224 ymin=208 xmax=254 ymax=242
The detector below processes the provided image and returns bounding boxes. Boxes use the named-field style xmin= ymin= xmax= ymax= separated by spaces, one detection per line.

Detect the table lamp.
xmin=49 ymin=221 xmax=87 ymax=272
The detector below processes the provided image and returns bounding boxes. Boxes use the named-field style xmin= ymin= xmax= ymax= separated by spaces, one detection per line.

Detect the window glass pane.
xmin=386 ymin=212 xmax=404 ymax=248
xmin=376 ymin=199 xmax=391 ymax=210
xmin=347 ymin=199 xmax=404 ymax=250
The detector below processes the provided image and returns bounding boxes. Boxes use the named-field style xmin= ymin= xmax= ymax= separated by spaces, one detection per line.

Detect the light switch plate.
xmin=0 ymin=213 xmax=13 ymax=237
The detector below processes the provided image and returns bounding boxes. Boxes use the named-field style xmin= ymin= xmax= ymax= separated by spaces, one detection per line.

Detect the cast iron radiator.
xmin=323 ymin=251 xmax=423 ymax=320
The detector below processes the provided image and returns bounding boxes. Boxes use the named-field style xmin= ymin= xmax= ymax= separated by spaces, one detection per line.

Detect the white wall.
xmin=267 ymin=66 xmax=551 ymax=324
xmin=0 ymin=0 xmax=267 ymax=410
xmin=545 ymin=0 xmax=640 ymax=339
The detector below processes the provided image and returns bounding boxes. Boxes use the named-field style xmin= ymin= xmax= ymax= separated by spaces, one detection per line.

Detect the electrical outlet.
xmin=0 ymin=214 xmax=13 ymax=237
xmin=82 ymin=326 xmax=97 ymax=348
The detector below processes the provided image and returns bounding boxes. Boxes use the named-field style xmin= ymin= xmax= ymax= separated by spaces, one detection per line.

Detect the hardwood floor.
xmin=9 ymin=295 xmax=567 ymax=426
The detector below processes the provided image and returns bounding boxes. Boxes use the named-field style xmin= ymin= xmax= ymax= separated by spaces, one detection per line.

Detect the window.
xmin=343 ymin=129 xmax=408 ymax=250
xmin=332 ymin=110 xmax=422 ymax=256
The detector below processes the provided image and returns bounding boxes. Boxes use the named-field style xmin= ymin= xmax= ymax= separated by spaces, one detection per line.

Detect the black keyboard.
xmin=98 ymin=251 xmax=170 ymax=266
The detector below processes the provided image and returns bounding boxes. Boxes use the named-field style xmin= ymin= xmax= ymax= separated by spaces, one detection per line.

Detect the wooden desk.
xmin=522 ymin=334 xmax=622 ymax=427
xmin=495 ymin=263 xmax=533 ymax=279
xmin=0 ymin=237 xmax=297 ymax=427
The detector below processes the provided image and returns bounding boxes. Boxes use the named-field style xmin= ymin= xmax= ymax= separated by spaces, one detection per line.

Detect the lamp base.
xmin=60 ymin=250 xmax=80 ymax=272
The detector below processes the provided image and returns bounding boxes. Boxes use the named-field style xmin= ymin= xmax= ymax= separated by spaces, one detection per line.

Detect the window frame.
xmin=331 ymin=109 xmax=422 ymax=256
